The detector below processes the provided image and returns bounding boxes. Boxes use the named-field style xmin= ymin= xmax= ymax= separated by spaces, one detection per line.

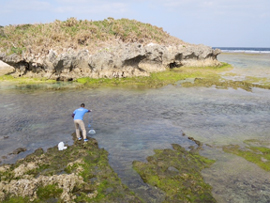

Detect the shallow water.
xmin=1 ymin=53 xmax=270 ymax=202
xmin=218 ymin=52 xmax=270 ymax=78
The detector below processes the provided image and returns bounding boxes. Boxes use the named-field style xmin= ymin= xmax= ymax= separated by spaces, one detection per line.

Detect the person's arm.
xmin=72 ymin=110 xmax=76 ymax=118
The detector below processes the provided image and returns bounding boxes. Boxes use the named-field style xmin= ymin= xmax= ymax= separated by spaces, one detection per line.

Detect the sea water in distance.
xmin=215 ymin=47 xmax=270 ymax=79
xmin=213 ymin=47 xmax=270 ymax=54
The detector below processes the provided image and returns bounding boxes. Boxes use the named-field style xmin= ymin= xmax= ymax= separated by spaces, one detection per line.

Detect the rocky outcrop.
xmin=0 ymin=43 xmax=221 ymax=81
xmin=0 ymin=136 xmax=142 ymax=203
xmin=0 ymin=172 xmax=85 ymax=202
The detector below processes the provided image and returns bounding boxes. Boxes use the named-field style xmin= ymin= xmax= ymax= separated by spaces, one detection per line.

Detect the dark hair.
xmin=80 ymin=103 xmax=85 ymax=107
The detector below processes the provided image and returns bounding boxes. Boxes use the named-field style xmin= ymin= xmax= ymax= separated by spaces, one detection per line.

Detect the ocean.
xmin=213 ymin=47 xmax=270 ymax=54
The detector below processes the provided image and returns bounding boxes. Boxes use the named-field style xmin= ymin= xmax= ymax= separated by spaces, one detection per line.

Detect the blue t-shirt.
xmin=73 ymin=107 xmax=89 ymax=120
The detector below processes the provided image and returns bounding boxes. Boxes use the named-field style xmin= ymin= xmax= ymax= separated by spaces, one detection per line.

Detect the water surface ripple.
xmin=1 ymin=53 xmax=270 ymax=202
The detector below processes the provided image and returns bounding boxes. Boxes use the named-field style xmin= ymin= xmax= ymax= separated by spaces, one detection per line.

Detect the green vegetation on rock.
xmin=36 ymin=184 xmax=63 ymax=201
xmin=132 ymin=144 xmax=216 ymax=202
xmin=0 ymin=75 xmax=56 ymax=84
xmin=0 ymin=17 xmax=183 ymax=56
xmin=2 ymin=196 xmax=31 ymax=203
xmin=223 ymin=139 xmax=270 ymax=171
xmin=0 ymin=134 xmax=142 ymax=203
xmin=0 ymin=63 xmax=234 ymax=90
xmin=75 ymin=63 xmax=232 ymax=89
xmin=2 ymin=61 xmax=270 ymax=92
xmin=244 ymin=76 xmax=270 ymax=88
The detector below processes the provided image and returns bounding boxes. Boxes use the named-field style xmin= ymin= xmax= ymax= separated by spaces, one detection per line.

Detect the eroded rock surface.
xmin=0 ymin=135 xmax=142 ymax=203
xmin=0 ymin=43 xmax=221 ymax=81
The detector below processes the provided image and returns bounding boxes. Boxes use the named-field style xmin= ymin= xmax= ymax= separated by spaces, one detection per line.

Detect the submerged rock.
xmin=133 ymin=143 xmax=216 ymax=202
xmin=8 ymin=147 xmax=27 ymax=155
xmin=223 ymin=139 xmax=270 ymax=172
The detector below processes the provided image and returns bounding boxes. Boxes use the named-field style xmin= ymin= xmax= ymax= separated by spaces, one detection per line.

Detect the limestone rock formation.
xmin=0 ymin=43 xmax=221 ymax=81
xmin=0 ymin=137 xmax=142 ymax=202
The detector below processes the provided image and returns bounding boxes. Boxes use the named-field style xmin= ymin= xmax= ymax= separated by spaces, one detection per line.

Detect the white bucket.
xmin=88 ymin=129 xmax=96 ymax=134
xmin=58 ymin=142 xmax=67 ymax=151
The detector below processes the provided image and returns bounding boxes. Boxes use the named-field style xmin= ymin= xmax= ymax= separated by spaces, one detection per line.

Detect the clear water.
xmin=218 ymin=52 xmax=270 ymax=78
xmin=1 ymin=53 xmax=270 ymax=202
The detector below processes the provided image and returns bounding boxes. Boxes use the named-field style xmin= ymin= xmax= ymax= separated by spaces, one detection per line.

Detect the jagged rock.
xmin=0 ymin=136 xmax=142 ymax=202
xmin=0 ymin=43 xmax=221 ymax=81
xmin=0 ymin=173 xmax=85 ymax=202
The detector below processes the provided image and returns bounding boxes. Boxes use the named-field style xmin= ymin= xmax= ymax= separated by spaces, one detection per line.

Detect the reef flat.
xmin=0 ymin=133 xmax=217 ymax=202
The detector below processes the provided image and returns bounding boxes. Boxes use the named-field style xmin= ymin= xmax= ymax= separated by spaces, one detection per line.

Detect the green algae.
xmin=181 ymin=75 xmax=270 ymax=91
xmin=245 ymin=76 xmax=270 ymax=87
xmin=0 ymin=75 xmax=56 ymax=84
xmin=132 ymin=144 xmax=216 ymax=202
xmin=5 ymin=62 xmax=269 ymax=92
xmin=182 ymin=77 xmax=253 ymax=91
xmin=3 ymin=185 xmax=63 ymax=203
xmin=2 ymin=60 xmax=270 ymax=91
xmin=223 ymin=139 xmax=270 ymax=171
xmin=36 ymin=184 xmax=63 ymax=201
xmin=2 ymin=196 xmax=31 ymax=203
xmin=1 ymin=134 xmax=143 ymax=203
xmin=75 ymin=63 xmax=232 ymax=89
xmin=1 ymin=134 xmax=218 ymax=203
xmin=0 ymin=169 xmax=15 ymax=182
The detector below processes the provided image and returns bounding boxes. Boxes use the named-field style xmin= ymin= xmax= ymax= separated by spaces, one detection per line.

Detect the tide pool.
xmin=1 ymin=52 xmax=270 ymax=202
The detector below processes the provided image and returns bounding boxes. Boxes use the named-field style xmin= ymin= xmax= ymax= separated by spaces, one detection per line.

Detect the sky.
xmin=0 ymin=0 xmax=269 ymax=47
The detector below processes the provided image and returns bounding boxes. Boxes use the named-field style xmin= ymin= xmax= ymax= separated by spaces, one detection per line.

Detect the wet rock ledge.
xmin=0 ymin=134 xmax=216 ymax=202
